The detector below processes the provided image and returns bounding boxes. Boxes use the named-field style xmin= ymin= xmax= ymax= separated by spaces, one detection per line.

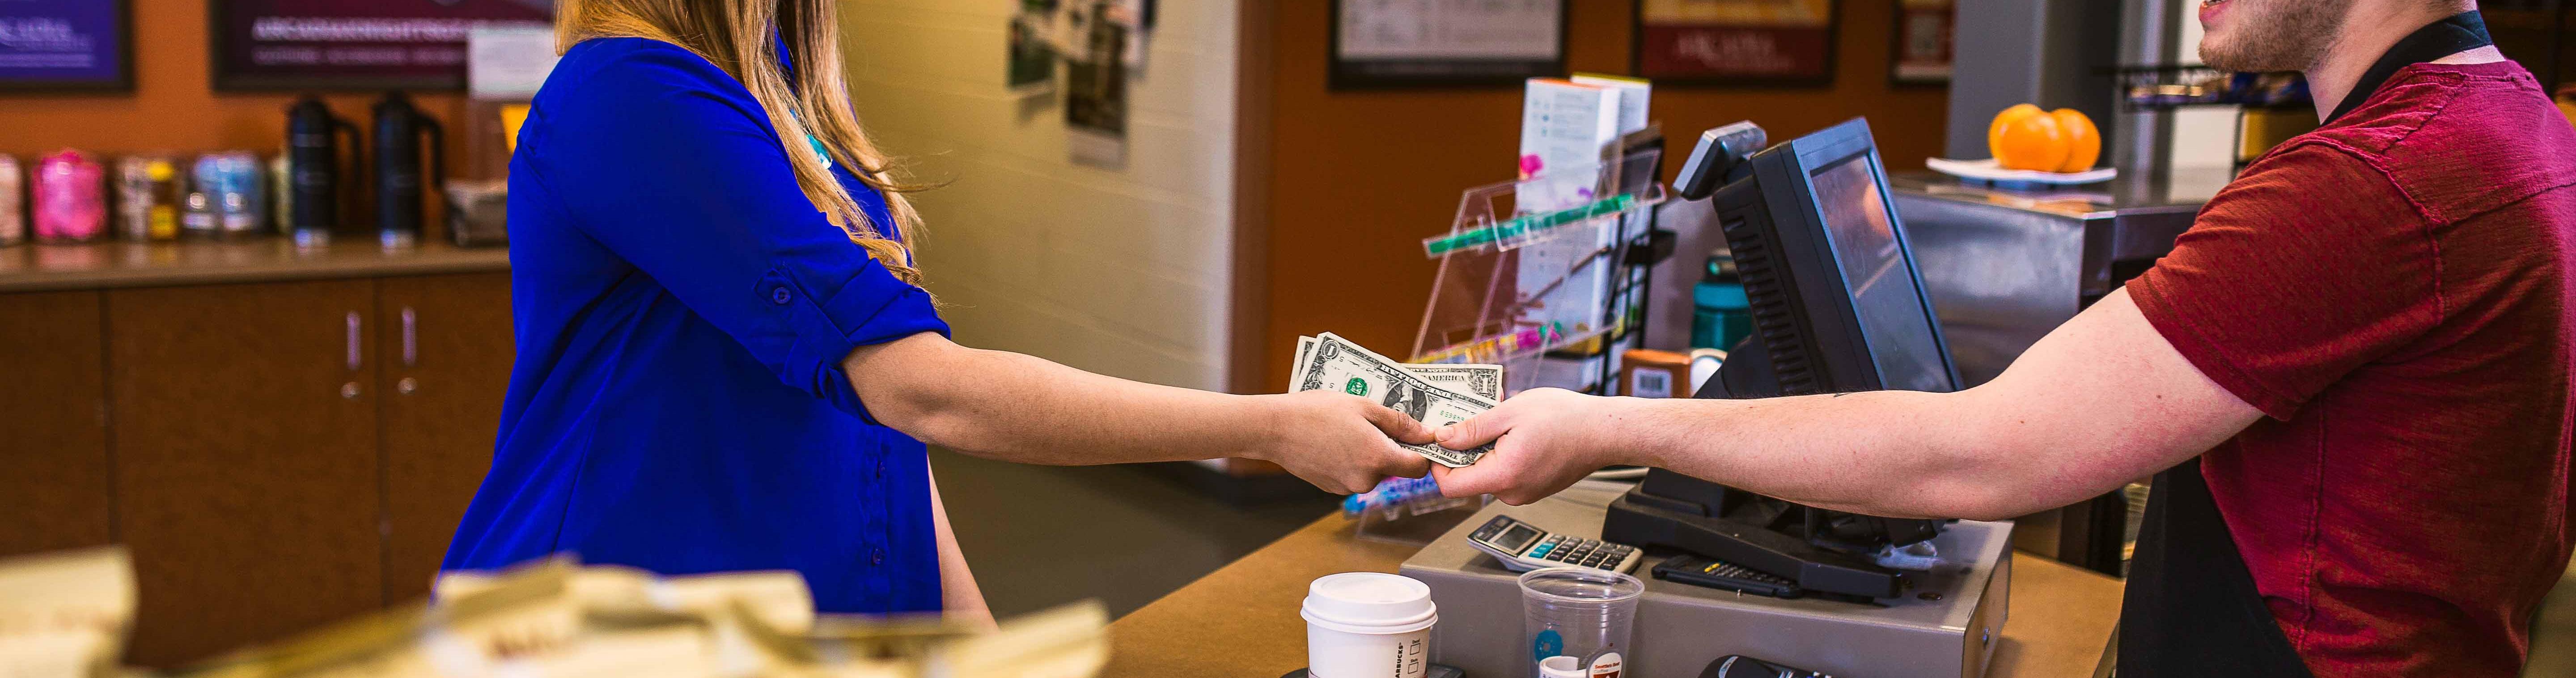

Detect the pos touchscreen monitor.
xmin=1697 ymin=118 xmax=1961 ymax=398
xmin=1604 ymin=119 xmax=1957 ymax=599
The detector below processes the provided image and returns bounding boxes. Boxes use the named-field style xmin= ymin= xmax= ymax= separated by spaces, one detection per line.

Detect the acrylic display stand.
xmin=1409 ymin=148 xmax=1671 ymax=396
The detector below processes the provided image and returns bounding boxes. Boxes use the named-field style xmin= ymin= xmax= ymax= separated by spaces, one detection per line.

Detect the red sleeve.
xmin=2126 ymin=143 xmax=2440 ymax=419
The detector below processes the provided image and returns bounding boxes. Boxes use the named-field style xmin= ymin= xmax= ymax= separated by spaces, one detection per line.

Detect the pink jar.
xmin=0 ymin=154 xmax=23 ymax=246
xmin=34 ymin=149 xmax=106 ymax=243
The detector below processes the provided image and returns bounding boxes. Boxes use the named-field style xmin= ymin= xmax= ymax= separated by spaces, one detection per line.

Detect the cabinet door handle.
xmin=401 ymin=306 xmax=418 ymax=367
xmin=346 ymin=311 xmax=361 ymax=371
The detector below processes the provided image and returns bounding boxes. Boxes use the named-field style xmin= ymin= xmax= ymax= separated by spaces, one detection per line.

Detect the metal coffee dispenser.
xmin=372 ymin=91 xmax=445 ymax=249
xmin=285 ymin=96 xmax=364 ymax=247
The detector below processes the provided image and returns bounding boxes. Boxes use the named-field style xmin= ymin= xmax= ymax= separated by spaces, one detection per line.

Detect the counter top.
xmin=0 ymin=239 xmax=510 ymax=293
xmin=1105 ymin=513 xmax=2122 ymax=678
xmin=1890 ymin=166 xmax=2235 ymax=218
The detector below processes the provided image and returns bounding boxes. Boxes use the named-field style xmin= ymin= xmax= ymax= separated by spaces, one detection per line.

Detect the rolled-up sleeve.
xmin=520 ymin=46 xmax=945 ymax=422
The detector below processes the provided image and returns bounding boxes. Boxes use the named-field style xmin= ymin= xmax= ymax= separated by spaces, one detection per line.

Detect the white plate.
xmin=1926 ymin=157 xmax=2117 ymax=185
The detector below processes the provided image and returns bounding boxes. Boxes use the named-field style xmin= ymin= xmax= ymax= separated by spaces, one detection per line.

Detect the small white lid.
xmin=1300 ymin=572 xmax=1437 ymax=634
xmin=1538 ymin=656 xmax=1586 ymax=678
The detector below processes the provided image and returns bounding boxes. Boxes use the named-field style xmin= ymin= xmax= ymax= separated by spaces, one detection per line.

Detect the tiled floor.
xmin=927 ymin=449 xmax=1338 ymax=618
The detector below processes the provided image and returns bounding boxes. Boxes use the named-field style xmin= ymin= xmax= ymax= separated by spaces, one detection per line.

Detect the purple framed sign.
xmin=0 ymin=0 xmax=134 ymax=90
xmin=211 ymin=0 xmax=551 ymax=91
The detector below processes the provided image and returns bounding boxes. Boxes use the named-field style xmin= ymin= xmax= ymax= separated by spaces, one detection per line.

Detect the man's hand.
xmin=1427 ymin=388 xmax=1630 ymax=505
xmin=1250 ymin=389 xmax=1438 ymax=494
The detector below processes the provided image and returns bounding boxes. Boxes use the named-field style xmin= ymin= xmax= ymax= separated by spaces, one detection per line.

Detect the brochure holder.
xmin=1409 ymin=148 xmax=1671 ymax=395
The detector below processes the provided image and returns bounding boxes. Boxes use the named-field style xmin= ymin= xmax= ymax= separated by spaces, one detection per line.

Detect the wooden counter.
xmin=1106 ymin=515 xmax=2122 ymax=678
xmin=0 ymin=239 xmax=509 ymax=292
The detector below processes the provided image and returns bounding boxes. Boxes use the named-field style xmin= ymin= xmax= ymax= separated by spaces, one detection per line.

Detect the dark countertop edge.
xmin=0 ymin=248 xmax=513 ymax=294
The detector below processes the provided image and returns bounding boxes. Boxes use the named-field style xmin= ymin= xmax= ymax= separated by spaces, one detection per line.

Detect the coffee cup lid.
xmin=1300 ymin=572 xmax=1436 ymax=634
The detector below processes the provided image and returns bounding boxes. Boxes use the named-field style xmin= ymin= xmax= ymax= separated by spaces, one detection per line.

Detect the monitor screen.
xmin=1809 ymin=155 xmax=1954 ymax=393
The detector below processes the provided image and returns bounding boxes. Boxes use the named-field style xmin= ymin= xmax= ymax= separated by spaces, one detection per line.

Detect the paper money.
xmin=0 ymin=546 xmax=132 ymax=678
xmin=1290 ymin=333 xmax=1498 ymax=467
xmin=179 ymin=556 xmax=1106 ymax=678
xmin=1294 ymin=336 xmax=1501 ymax=400
xmin=0 ymin=542 xmax=1110 ymax=678
xmin=922 ymin=601 xmax=1108 ymax=678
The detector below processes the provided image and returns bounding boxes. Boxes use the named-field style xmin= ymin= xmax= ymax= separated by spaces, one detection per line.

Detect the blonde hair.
xmin=558 ymin=0 xmax=926 ymax=284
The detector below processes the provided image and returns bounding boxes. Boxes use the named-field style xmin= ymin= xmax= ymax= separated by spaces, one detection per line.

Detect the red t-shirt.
xmin=2129 ymin=61 xmax=2576 ymax=677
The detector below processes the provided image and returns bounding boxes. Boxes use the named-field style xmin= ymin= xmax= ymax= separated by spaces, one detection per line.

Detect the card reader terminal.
xmin=1698 ymin=655 xmax=1833 ymax=678
xmin=1466 ymin=515 xmax=1643 ymax=573
xmin=1651 ymin=554 xmax=1803 ymax=598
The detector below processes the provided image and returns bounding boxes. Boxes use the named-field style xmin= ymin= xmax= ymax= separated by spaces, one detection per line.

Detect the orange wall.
xmin=0 ymin=0 xmax=471 ymax=184
xmin=1258 ymin=0 xmax=1949 ymax=390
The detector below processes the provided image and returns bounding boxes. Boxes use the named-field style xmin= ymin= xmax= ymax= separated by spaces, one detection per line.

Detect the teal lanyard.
xmin=804 ymin=130 xmax=834 ymax=170
xmin=791 ymin=111 xmax=835 ymax=170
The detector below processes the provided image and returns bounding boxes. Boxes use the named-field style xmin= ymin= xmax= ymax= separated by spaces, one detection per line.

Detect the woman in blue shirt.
xmin=443 ymin=0 xmax=1436 ymax=623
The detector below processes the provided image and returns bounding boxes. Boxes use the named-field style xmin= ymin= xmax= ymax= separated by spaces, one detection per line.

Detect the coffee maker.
xmin=372 ymin=91 xmax=445 ymax=249
xmin=285 ymin=96 xmax=364 ymax=247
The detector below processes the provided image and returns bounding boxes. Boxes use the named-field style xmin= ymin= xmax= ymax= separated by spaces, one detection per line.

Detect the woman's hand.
xmin=1248 ymin=390 xmax=1438 ymax=494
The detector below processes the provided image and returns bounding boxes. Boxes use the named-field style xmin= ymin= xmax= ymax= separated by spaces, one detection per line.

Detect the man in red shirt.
xmin=1428 ymin=0 xmax=2576 ymax=675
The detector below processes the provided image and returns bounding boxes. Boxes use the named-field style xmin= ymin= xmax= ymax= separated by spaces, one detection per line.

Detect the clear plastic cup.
xmin=1518 ymin=567 xmax=1643 ymax=678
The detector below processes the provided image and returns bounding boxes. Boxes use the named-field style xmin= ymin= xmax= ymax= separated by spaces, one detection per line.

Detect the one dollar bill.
xmin=1289 ymin=333 xmax=1498 ymax=467
xmin=1294 ymin=336 xmax=1500 ymax=400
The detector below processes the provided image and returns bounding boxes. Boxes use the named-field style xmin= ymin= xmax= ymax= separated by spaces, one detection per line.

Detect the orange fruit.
xmin=2052 ymin=108 xmax=2100 ymax=172
xmin=1988 ymin=104 xmax=2044 ymax=160
xmin=1992 ymin=109 xmax=2069 ymax=172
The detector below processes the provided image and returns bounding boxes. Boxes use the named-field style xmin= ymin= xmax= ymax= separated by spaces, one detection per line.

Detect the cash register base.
xmin=1399 ymin=482 xmax=2010 ymax=678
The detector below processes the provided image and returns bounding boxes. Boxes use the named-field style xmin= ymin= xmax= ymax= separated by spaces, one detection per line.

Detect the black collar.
xmin=2325 ymin=11 xmax=2493 ymax=124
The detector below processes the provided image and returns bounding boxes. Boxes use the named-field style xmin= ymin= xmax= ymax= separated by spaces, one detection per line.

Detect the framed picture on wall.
xmin=1633 ymin=0 xmax=1841 ymax=86
xmin=1891 ymin=0 xmax=1953 ymax=85
xmin=1330 ymin=0 xmax=1568 ymax=90
xmin=209 ymin=0 xmax=553 ymax=91
xmin=0 ymin=0 xmax=134 ymax=91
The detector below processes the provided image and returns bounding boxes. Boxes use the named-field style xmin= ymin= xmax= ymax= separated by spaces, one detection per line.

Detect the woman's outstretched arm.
xmin=844 ymin=332 xmax=1437 ymax=494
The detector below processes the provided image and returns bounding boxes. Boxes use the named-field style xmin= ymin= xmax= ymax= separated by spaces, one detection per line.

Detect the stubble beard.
xmin=2198 ymin=0 xmax=2354 ymax=73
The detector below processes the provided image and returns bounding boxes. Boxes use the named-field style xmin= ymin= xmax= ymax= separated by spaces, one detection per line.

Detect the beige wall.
xmin=839 ymin=0 xmax=1241 ymax=392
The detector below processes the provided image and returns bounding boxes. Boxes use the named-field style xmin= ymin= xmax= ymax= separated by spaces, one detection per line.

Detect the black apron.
xmin=2114 ymin=13 xmax=2492 ymax=677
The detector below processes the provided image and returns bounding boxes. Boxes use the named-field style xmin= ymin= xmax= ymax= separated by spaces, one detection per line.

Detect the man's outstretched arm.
xmin=1429 ymin=288 xmax=2264 ymax=520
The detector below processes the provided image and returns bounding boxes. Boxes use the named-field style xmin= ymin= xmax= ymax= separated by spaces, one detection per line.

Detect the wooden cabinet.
xmin=108 ymin=280 xmax=388 ymax=667
xmin=377 ymin=273 xmax=514 ymax=605
xmin=1 ymin=242 xmax=513 ymax=668
xmin=1 ymin=267 xmax=512 ymax=667
xmin=0 ymin=291 xmax=113 ymax=558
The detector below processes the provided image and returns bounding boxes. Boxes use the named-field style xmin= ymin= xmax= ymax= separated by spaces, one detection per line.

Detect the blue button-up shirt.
xmin=443 ymin=37 xmax=949 ymax=614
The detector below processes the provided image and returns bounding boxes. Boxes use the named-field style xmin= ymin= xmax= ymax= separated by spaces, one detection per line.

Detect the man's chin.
xmin=2200 ymin=43 xmax=2244 ymax=72
xmin=2200 ymin=37 xmax=2280 ymax=73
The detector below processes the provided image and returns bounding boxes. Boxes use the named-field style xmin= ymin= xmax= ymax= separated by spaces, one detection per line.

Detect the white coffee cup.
xmin=1302 ymin=572 xmax=1438 ymax=678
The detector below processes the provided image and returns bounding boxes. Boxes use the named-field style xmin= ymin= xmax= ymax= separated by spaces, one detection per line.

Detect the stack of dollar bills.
xmin=0 ymin=547 xmax=133 ymax=678
xmin=0 ymin=549 xmax=1107 ymax=678
xmin=1288 ymin=333 xmax=1503 ymax=468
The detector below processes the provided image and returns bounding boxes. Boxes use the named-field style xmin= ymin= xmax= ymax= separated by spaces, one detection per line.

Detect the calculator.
xmin=1465 ymin=515 xmax=1643 ymax=573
